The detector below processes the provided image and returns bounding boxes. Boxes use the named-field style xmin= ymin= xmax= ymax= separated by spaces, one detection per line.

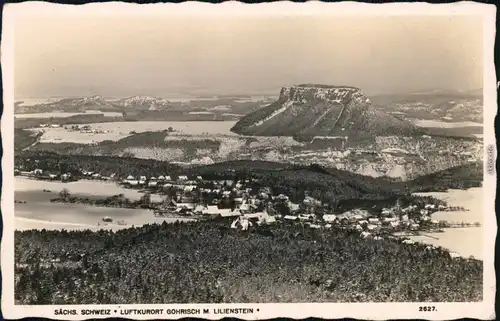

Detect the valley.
xmin=14 ymin=85 xmax=484 ymax=181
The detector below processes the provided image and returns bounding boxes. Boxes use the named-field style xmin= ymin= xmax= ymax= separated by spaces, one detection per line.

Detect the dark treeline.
xmin=15 ymin=153 xmax=482 ymax=206
xmin=14 ymin=129 xmax=43 ymax=153
xmin=51 ymin=190 xmax=154 ymax=210
xmin=15 ymin=115 xmax=123 ymax=129
xmin=15 ymin=220 xmax=482 ymax=304
xmin=408 ymin=161 xmax=483 ymax=191
xmin=15 ymin=152 xmax=183 ymax=178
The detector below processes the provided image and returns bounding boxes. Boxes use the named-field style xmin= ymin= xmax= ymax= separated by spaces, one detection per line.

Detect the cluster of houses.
xmin=39 ymin=124 xmax=61 ymax=128
xmin=311 ymin=203 xmax=448 ymax=239
xmin=16 ymin=166 xmax=452 ymax=239
xmin=15 ymin=168 xmax=76 ymax=182
xmin=64 ymin=125 xmax=110 ymax=134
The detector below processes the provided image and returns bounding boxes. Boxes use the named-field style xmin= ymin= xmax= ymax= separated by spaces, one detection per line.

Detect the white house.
xmin=238 ymin=203 xmax=250 ymax=212
xmin=219 ymin=209 xmax=241 ymax=218
xmin=361 ymin=232 xmax=372 ymax=238
xmin=298 ymin=214 xmax=314 ymax=221
xmin=277 ymin=194 xmax=289 ymax=201
xmin=202 ymin=205 xmax=220 ymax=215
xmin=389 ymin=221 xmax=400 ymax=228
xmin=244 ymin=212 xmax=268 ymax=220
xmin=323 ymin=214 xmax=337 ymax=223
xmin=381 ymin=208 xmax=392 ymax=216
xmin=409 ymin=223 xmax=420 ymax=231
xmin=193 ymin=205 xmax=205 ymax=214
xmin=352 ymin=214 xmax=364 ymax=221
xmin=128 ymin=180 xmax=139 ymax=187
xmin=176 ymin=203 xmax=195 ymax=210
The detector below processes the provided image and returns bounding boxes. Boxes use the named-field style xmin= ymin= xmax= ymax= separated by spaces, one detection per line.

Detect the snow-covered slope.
xmin=111 ymin=96 xmax=172 ymax=110
xmin=231 ymin=84 xmax=421 ymax=140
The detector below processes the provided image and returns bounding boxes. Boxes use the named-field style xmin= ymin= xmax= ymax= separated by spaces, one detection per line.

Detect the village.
xmin=15 ymin=165 xmax=477 ymax=245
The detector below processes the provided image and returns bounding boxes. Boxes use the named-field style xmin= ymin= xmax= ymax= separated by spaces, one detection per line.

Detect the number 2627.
xmin=419 ymin=306 xmax=436 ymax=312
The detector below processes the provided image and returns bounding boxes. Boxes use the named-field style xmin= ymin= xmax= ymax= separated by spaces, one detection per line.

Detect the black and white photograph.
xmin=1 ymin=2 xmax=496 ymax=320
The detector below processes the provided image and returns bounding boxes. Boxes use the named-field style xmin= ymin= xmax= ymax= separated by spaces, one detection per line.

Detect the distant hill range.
xmin=369 ymin=88 xmax=482 ymax=123
xmin=231 ymin=84 xmax=422 ymax=141
xmin=16 ymin=95 xmax=173 ymax=112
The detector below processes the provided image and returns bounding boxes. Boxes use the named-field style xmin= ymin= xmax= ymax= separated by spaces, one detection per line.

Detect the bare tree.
xmin=59 ymin=188 xmax=71 ymax=202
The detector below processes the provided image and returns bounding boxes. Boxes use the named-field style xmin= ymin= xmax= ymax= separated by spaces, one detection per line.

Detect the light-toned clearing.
xmin=188 ymin=111 xmax=215 ymax=115
xmin=15 ymin=177 xmax=194 ymax=231
xmin=32 ymin=121 xmax=239 ymax=143
xmin=410 ymin=187 xmax=484 ymax=259
xmin=16 ymin=177 xmax=148 ymax=201
xmin=413 ymin=119 xmax=483 ymax=128
xmin=222 ymin=113 xmax=245 ymax=117
xmin=15 ymin=208 xmax=193 ymax=232
xmin=16 ymin=98 xmax=63 ymax=106
xmin=15 ymin=111 xmax=123 ymax=119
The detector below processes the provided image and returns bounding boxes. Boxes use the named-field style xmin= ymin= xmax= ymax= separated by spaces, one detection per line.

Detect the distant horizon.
xmin=15 ymin=86 xmax=484 ymax=101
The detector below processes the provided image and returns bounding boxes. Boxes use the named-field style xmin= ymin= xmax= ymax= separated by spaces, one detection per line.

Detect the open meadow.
xmin=30 ymin=121 xmax=239 ymax=144
xmin=15 ymin=177 xmax=192 ymax=231
xmin=410 ymin=187 xmax=483 ymax=259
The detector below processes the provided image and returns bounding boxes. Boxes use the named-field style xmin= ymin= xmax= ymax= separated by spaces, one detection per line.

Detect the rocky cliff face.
xmin=231 ymin=84 xmax=421 ymax=140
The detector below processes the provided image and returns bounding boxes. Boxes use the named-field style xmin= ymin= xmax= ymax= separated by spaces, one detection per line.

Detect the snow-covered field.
xmin=31 ymin=121 xmax=239 ymax=143
xmin=413 ymin=119 xmax=483 ymax=128
xmin=15 ymin=177 xmax=193 ymax=231
xmin=16 ymin=177 xmax=146 ymax=201
xmin=411 ymin=187 xmax=484 ymax=260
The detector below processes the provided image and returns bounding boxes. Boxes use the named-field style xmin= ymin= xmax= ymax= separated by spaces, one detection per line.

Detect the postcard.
xmin=1 ymin=1 xmax=496 ymax=320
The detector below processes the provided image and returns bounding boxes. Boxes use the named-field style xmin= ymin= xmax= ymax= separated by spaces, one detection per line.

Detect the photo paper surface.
xmin=1 ymin=1 xmax=497 ymax=320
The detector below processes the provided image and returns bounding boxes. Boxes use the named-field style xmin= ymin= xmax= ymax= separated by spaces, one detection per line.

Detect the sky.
xmin=13 ymin=14 xmax=483 ymax=98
